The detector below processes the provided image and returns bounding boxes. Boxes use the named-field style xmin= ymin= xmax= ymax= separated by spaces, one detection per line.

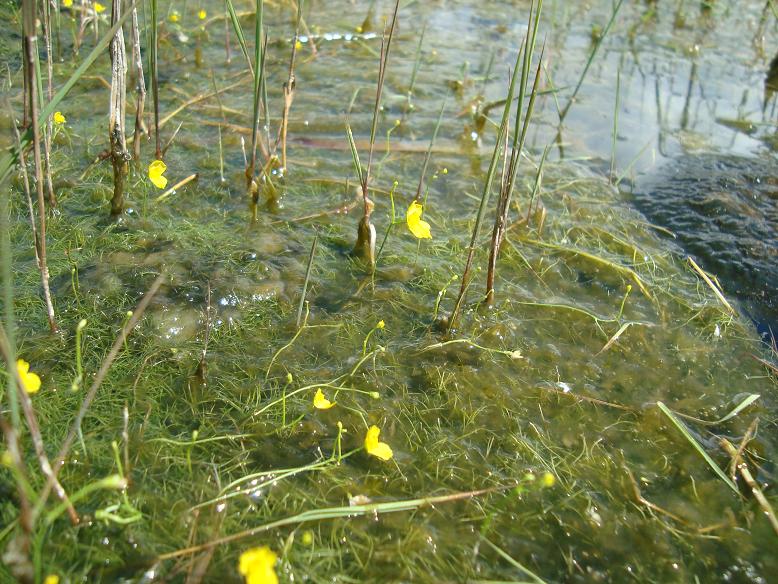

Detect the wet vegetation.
xmin=1 ymin=0 xmax=777 ymax=582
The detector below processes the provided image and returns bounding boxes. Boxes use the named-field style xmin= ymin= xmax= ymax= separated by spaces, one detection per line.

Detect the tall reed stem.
xmin=485 ymin=0 xmax=545 ymax=306
xmin=109 ymin=0 xmax=129 ymax=216
xmin=352 ymin=0 xmax=400 ymax=267
xmin=151 ymin=0 xmax=161 ymax=158
xmin=130 ymin=3 xmax=147 ymax=161
xmin=23 ymin=0 xmax=57 ymax=333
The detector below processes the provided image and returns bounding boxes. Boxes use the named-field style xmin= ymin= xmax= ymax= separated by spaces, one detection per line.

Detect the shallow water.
xmin=1 ymin=1 xmax=777 ymax=582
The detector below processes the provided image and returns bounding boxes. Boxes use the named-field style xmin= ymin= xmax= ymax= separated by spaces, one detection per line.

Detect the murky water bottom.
xmin=1 ymin=1 xmax=777 ymax=582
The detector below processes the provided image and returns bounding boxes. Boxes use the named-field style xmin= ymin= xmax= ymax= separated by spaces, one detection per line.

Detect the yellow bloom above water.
xmin=94 ymin=2 xmax=106 ymax=13
xmin=406 ymin=201 xmax=431 ymax=239
xmin=169 ymin=11 xmax=180 ymax=23
xmin=53 ymin=111 xmax=66 ymax=125
xmin=313 ymin=388 xmax=335 ymax=410
xmin=148 ymin=160 xmax=168 ymax=189
xmin=364 ymin=425 xmax=393 ymax=461
xmin=198 ymin=9 xmax=207 ymax=20
xmin=43 ymin=576 xmax=60 ymax=584
xmin=17 ymin=359 xmax=41 ymax=394
xmin=62 ymin=0 xmax=72 ymax=8
xmin=239 ymin=546 xmax=278 ymax=584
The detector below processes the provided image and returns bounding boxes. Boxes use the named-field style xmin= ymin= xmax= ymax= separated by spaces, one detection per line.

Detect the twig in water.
xmin=721 ymin=437 xmax=778 ymax=537
xmin=687 ymin=256 xmax=735 ymax=314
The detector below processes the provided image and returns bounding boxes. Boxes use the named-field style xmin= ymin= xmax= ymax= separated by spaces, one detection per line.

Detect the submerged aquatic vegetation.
xmin=1 ymin=0 xmax=777 ymax=582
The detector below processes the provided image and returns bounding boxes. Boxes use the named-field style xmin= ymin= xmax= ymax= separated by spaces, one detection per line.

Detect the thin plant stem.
xmin=296 ymin=234 xmax=318 ymax=329
xmin=448 ymin=41 xmax=527 ymax=331
xmin=558 ymin=0 xmax=624 ymax=123
xmin=23 ymin=0 xmax=57 ymax=333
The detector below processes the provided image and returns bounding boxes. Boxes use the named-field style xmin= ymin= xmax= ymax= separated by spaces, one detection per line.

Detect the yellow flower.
xmin=239 ymin=546 xmax=278 ymax=584
xmin=53 ymin=111 xmax=66 ymax=125
xmin=294 ymin=40 xmax=303 ymax=50
xmin=43 ymin=576 xmax=59 ymax=584
xmin=63 ymin=0 xmax=73 ymax=7
xmin=406 ymin=201 xmax=431 ymax=239
xmin=541 ymin=472 xmax=556 ymax=488
xmin=17 ymin=359 xmax=41 ymax=394
xmin=94 ymin=2 xmax=105 ymax=13
xmin=169 ymin=11 xmax=180 ymax=23
xmin=376 ymin=320 xmax=385 ymax=329
xmin=198 ymin=9 xmax=207 ymax=20
xmin=364 ymin=425 xmax=393 ymax=461
xmin=313 ymin=388 xmax=335 ymax=410
xmin=1 ymin=450 xmax=12 ymax=467
xmin=148 ymin=160 xmax=168 ymax=189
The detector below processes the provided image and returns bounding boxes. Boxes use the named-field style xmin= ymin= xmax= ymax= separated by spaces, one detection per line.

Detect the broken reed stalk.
xmin=130 ymin=3 xmax=147 ymax=161
xmin=352 ymin=0 xmax=400 ymax=267
xmin=109 ymin=0 xmax=129 ymax=216
xmin=721 ymin=438 xmax=778 ymax=537
xmin=22 ymin=0 xmax=57 ymax=333
xmin=0 ymin=323 xmax=78 ymax=526
xmin=277 ymin=0 xmax=304 ymax=173
xmin=485 ymin=0 xmax=544 ymax=306
xmin=0 ymin=118 xmax=34 ymax=583
xmin=151 ymin=0 xmax=162 ymax=159
xmin=447 ymin=43 xmax=527 ymax=332
xmin=40 ymin=0 xmax=57 ymax=207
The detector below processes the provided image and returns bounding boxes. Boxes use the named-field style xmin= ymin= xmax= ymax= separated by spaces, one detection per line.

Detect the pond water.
xmin=1 ymin=0 xmax=777 ymax=582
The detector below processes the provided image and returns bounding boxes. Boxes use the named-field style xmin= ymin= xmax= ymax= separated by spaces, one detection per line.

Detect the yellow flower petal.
xmin=313 ymin=388 xmax=335 ymax=410
xmin=53 ymin=111 xmax=66 ymax=125
xmin=239 ymin=546 xmax=278 ymax=584
xmin=406 ymin=201 xmax=432 ymax=239
xmin=63 ymin=0 xmax=73 ymax=8
xmin=44 ymin=576 xmax=60 ymax=584
xmin=364 ymin=425 xmax=393 ymax=461
xmin=94 ymin=2 xmax=105 ymax=13
xmin=169 ymin=11 xmax=180 ymax=23
xmin=16 ymin=359 xmax=41 ymax=394
xmin=198 ymin=9 xmax=207 ymax=20
xmin=148 ymin=160 xmax=168 ymax=189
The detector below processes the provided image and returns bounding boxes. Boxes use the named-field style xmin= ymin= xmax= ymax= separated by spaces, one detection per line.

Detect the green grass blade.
xmin=345 ymin=123 xmax=364 ymax=186
xmin=224 ymin=0 xmax=253 ymax=76
xmin=656 ymin=401 xmax=740 ymax=495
